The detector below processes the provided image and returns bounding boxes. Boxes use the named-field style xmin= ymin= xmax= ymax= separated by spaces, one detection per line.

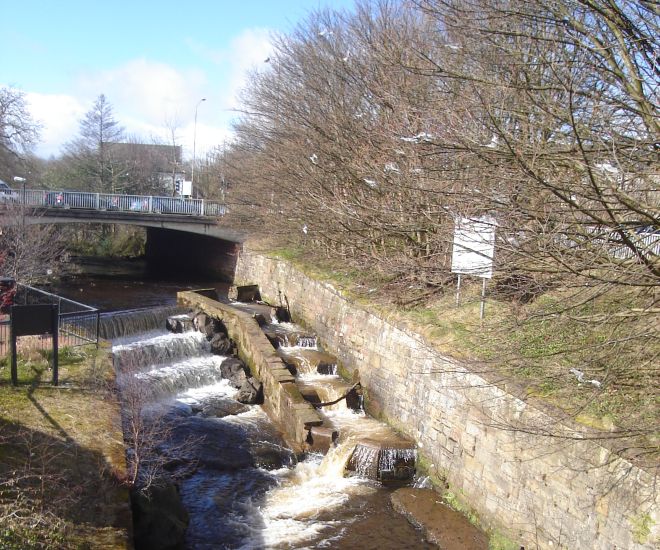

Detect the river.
xmin=51 ymin=256 xmax=438 ymax=549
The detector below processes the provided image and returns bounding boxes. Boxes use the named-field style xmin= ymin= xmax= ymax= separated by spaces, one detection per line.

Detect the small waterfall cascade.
xmin=262 ymin=321 xmax=318 ymax=349
xmin=110 ymin=310 xmax=299 ymax=549
xmin=113 ymin=330 xmax=210 ymax=373
xmin=100 ymin=305 xmax=186 ymax=339
xmin=50 ymin=272 xmax=437 ymax=547
xmin=231 ymin=299 xmax=417 ymax=483
xmin=321 ymin=410 xmax=417 ymax=481
xmin=132 ymin=356 xmax=231 ymax=398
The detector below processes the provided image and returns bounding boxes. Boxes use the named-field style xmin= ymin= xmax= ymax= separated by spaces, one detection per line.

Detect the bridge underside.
xmin=145 ymin=227 xmax=241 ymax=281
xmin=2 ymin=209 xmax=246 ymax=281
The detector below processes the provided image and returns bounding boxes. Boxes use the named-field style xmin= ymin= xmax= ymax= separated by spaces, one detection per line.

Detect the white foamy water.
xmin=255 ymin=454 xmax=377 ymax=549
xmin=112 ymin=329 xmax=208 ymax=351
xmin=135 ymin=355 xmax=227 ymax=381
xmin=176 ymin=380 xmax=238 ymax=403
xmin=113 ymin=331 xmax=211 ymax=372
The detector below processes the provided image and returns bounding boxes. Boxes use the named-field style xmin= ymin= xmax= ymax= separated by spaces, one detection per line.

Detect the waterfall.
xmin=113 ymin=331 xmax=210 ymax=373
xmin=294 ymin=335 xmax=317 ymax=348
xmin=130 ymin=356 xmax=232 ymax=398
xmin=257 ymin=454 xmax=377 ymax=549
xmin=100 ymin=305 xmax=187 ymax=339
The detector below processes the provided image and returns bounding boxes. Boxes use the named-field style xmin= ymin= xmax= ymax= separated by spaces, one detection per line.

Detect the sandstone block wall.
xmin=234 ymin=249 xmax=659 ymax=550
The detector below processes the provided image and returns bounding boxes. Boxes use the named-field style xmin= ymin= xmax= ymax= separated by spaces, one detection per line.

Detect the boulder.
xmin=274 ymin=306 xmax=291 ymax=323
xmin=198 ymin=397 xmax=250 ymax=418
xmin=237 ymin=377 xmax=263 ymax=404
xmin=209 ymin=332 xmax=233 ymax=355
xmin=220 ymin=358 xmax=249 ymax=388
xmin=166 ymin=314 xmax=193 ymax=333
xmin=229 ymin=284 xmax=261 ymax=302
xmin=193 ymin=312 xmax=213 ymax=337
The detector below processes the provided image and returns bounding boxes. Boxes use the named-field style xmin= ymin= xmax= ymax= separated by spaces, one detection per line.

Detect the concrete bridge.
xmin=1 ymin=189 xmax=246 ymax=279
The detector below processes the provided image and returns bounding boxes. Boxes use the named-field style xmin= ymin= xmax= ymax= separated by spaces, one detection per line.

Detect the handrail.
xmin=0 ymin=283 xmax=100 ymax=353
xmin=6 ymin=188 xmax=226 ymax=218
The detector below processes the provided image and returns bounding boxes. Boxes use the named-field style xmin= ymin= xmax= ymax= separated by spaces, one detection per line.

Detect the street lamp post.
xmin=13 ymin=176 xmax=26 ymax=229
xmin=191 ymin=98 xmax=206 ymax=198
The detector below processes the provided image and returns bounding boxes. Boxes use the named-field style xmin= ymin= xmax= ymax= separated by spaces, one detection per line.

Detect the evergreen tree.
xmin=64 ymin=94 xmax=125 ymax=192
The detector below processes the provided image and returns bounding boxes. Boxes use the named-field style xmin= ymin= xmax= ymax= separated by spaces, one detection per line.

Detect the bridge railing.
xmin=15 ymin=189 xmax=226 ymax=218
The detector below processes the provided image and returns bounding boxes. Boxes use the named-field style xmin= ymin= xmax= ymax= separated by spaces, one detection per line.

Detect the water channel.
xmin=53 ymin=257 xmax=436 ymax=549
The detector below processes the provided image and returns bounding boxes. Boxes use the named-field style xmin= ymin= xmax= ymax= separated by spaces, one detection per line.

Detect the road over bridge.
xmin=1 ymin=189 xmax=247 ymax=278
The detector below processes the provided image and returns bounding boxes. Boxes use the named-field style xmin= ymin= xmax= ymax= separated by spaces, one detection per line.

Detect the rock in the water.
xmin=274 ymin=306 xmax=291 ymax=322
xmin=166 ymin=314 xmax=193 ymax=333
xmin=198 ymin=397 xmax=250 ymax=418
xmin=234 ymin=284 xmax=261 ymax=302
xmin=220 ymin=357 xmax=249 ymax=388
xmin=251 ymin=440 xmax=296 ymax=469
xmin=193 ymin=312 xmax=213 ymax=338
xmin=209 ymin=332 xmax=233 ymax=355
xmin=390 ymin=488 xmax=489 ymax=549
xmin=237 ymin=376 xmax=263 ymax=404
xmin=131 ymin=482 xmax=188 ymax=550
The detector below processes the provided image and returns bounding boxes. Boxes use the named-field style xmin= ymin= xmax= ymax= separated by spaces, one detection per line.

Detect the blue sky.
xmin=2 ymin=0 xmax=356 ymax=158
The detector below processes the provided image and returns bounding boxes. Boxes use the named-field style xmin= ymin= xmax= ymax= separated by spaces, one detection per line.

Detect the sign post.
xmin=450 ymin=216 xmax=496 ymax=319
xmin=10 ymin=304 xmax=59 ymax=386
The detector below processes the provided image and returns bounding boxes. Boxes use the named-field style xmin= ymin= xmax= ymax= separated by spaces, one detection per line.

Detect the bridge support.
xmin=145 ymin=227 xmax=240 ymax=281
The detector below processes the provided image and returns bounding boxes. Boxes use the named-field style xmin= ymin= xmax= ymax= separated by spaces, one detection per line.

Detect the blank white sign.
xmin=451 ymin=216 xmax=496 ymax=279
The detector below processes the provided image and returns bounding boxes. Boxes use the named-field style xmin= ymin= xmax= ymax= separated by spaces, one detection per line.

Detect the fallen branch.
xmin=314 ymin=383 xmax=361 ymax=408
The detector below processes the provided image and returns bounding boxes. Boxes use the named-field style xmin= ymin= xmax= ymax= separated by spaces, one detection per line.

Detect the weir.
xmin=99 ymin=305 xmax=186 ymax=340
xmin=177 ymin=289 xmax=417 ymax=482
xmin=110 ymin=301 xmax=433 ymax=548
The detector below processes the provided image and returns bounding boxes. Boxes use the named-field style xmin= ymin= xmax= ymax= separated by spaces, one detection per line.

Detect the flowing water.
xmin=113 ymin=324 xmax=432 ymax=549
xmin=56 ymin=258 xmax=433 ymax=548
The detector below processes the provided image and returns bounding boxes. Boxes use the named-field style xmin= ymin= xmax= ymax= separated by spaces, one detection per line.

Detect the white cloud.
xmin=224 ymin=28 xmax=274 ymax=108
xmin=76 ymin=58 xmax=207 ymax=127
xmin=25 ymin=91 xmax=86 ymax=157
xmin=20 ymin=27 xmax=275 ymax=160
xmin=185 ymin=27 xmax=274 ymax=110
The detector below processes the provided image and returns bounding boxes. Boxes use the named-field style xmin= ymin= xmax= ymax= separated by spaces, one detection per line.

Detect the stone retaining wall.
xmin=177 ymin=291 xmax=323 ymax=450
xmin=234 ymin=248 xmax=659 ymax=550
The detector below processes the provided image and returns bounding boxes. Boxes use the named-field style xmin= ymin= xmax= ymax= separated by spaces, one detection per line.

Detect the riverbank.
xmin=0 ymin=343 xmax=131 ymax=548
xmin=235 ymin=245 xmax=659 ymax=550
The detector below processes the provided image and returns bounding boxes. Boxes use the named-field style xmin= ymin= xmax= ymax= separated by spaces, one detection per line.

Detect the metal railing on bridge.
xmin=8 ymin=189 xmax=226 ymax=218
xmin=0 ymin=284 xmax=99 ymax=356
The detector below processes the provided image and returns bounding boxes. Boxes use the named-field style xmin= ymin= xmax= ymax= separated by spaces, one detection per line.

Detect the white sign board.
xmin=451 ymin=216 xmax=496 ymax=279
xmin=181 ymin=180 xmax=192 ymax=197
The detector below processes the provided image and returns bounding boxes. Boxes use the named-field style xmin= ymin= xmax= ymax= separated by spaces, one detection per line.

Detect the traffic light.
xmin=175 ymin=180 xmax=181 ymax=193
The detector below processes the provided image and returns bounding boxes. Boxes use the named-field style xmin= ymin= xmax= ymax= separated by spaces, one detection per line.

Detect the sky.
xmin=2 ymin=0 xmax=356 ymax=159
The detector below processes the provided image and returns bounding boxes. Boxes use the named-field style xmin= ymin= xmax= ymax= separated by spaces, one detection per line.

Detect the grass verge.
xmin=0 ymin=342 xmax=131 ymax=549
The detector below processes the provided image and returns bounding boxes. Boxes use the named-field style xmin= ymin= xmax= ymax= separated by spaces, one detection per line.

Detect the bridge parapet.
xmin=9 ymin=188 xmax=225 ymax=218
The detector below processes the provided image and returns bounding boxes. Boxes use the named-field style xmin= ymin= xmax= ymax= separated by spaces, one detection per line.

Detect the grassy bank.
xmin=264 ymin=244 xmax=659 ymax=468
xmin=0 ymin=343 xmax=131 ymax=549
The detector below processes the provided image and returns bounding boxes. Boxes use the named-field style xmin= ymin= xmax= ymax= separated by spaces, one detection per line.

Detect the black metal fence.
xmin=0 ymin=284 xmax=99 ymax=356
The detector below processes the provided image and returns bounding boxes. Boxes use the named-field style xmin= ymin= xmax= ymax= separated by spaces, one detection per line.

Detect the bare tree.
xmin=222 ymin=0 xmax=659 ymax=460
xmin=0 ymin=203 xmax=66 ymax=284
xmin=115 ymin=361 xmax=199 ymax=492
xmin=0 ymin=86 xmax=41 ymax=183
